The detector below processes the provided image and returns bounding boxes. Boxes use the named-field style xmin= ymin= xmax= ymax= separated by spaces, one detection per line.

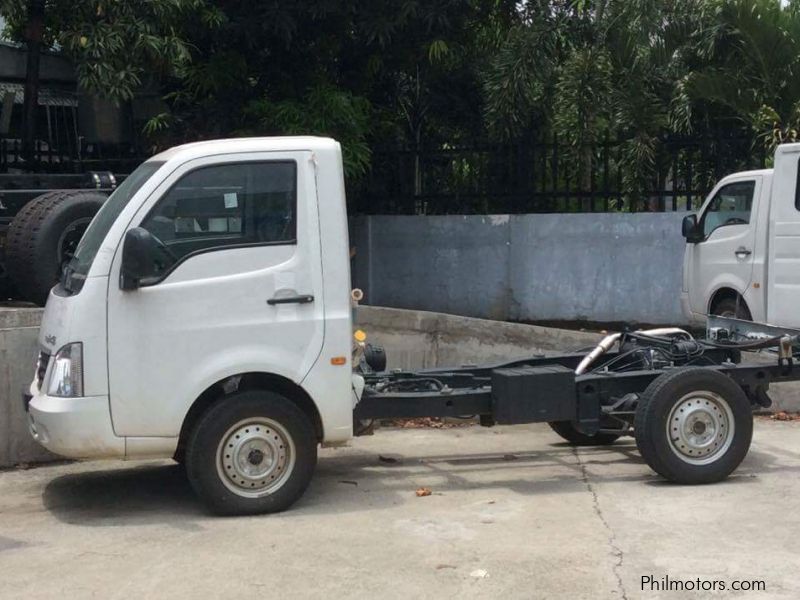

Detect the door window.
xmin=141 ymin=161 xmax=297 ymax=267
xmin=700 ymin=181 xmax=755 ymax=239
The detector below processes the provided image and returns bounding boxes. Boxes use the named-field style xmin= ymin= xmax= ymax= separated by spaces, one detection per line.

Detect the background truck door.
xmin=767 ymin=149 xmax=800 ymax=326
xmin=687 ymin=178 xmax=760 ymax=315
xmin=106 ymin=151 xmax=324 ymax=437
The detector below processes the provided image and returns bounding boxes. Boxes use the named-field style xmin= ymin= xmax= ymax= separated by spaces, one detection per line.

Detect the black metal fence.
xmin=0 ymin=137 xmax=145 ymax=175
xmin=349 ymin=134 xmax=768 ymax=215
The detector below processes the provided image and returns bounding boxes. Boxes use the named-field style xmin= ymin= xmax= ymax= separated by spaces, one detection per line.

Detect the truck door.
xmin=106 ymin=152 xmax=325 ymax=437
xmin=767 ymin=148 xmax=800 ymax=326
xmin=687 ymin=178 xmax=760 ymax=315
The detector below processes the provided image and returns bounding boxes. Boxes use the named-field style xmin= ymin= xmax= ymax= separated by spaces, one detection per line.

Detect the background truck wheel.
xmin=548 ymin=421 xmax=620 ymax=446
xmin=711 ymin=296 xmax=751 ymax=321
xmin=185 ymin=390 xmax=317 ymax=515
xmin=634 ymin=367 xmax=753 ymax=484
xmin=0 ymin=261 xmax=14 ymax=300
xmin=5 ymin=190 xmax=106 ymax=305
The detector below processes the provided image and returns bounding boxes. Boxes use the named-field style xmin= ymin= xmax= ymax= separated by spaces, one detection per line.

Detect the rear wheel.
xmin=185 ymin=390 xmax=317 ymax=515
xmin=634 ymin=367 xmax=753 ymax=484
xmin=548 ymin=421 xmax=620 ymax=446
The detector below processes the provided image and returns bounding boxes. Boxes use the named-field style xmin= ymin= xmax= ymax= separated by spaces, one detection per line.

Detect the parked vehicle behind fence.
xmin=0 ymin=171 xmax=118 ymax=304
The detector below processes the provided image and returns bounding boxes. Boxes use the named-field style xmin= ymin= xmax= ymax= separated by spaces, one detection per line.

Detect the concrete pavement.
xmin=1 ymin=420 xmax=799 ymax=599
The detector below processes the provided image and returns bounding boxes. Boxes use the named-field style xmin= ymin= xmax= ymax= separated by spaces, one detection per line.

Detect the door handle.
xmin=267 ymin=294 xmax=314 ymax=305
xmin=734 ymin=247 xmax=752 ymax=257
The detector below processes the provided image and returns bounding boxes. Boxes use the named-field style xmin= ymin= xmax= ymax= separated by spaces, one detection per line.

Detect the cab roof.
xmin=721 ymin=168 xmax=772 ymax=179
xmin=149 ymin=136 xmax=340 ymax=164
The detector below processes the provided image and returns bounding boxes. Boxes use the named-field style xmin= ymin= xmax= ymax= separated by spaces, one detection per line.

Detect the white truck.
xmin=682 ymin=142 xmax=800 ymax=325
xmin=24 ymin=137 xmax=800 ymax=515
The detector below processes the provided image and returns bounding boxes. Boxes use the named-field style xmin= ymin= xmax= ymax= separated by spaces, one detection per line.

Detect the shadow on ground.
xmin=42 ymin=443 xmax=640 ymax=525
xmin=43 ymin=463 xmax=206 ymax=528
xmin=41 ymin=434 xmax=794 ymax=527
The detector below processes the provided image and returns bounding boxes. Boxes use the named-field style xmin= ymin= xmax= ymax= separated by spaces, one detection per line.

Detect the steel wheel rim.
xmin=57 ymin=218 xmax=91 ymax=267
xmin=666 ymin=391 xmax=735 ymax=465
xmin=216 ymin=418 xmax=296 ymax=498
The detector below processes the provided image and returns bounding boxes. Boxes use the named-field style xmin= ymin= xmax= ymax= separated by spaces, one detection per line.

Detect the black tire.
xmin=711 ymin=296 xmax=751 ymax=321
xmin=548 ymin=421 xmax=620 ymax=446
xmin=185 ymin=390 xmax=317 ymax=515
xmin=5 ymin=190 xmax=106 ymax=305
xmin=0 ymin=262 xmax=14 ymax=301
xmin=634 ymin=367 xmax=753 ymax=484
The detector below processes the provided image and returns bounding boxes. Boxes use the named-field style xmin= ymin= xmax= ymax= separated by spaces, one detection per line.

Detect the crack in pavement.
xmin=573 ymin=447 xmax=628 ymax=600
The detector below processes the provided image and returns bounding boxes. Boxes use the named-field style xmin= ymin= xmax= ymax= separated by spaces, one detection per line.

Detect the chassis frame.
xmin=354 ymin=317 xmax=800 ymax=438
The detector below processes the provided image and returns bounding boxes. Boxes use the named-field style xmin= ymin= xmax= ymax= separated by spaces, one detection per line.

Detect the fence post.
xmin=551 ymin=134 xmax=559 ymax=212
xmin=603 ymin=133 xmax=610 ymax=211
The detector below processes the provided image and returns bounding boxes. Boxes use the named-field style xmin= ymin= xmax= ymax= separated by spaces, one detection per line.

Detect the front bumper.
xmin=25 ymin=380 xmax=124 ymax=459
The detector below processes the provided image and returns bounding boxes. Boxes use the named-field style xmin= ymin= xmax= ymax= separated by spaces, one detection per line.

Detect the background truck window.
xmin=795 ymin=156 xmax=800 ymax=210
xmin=701 ymin=181 xmax=755 ymax=239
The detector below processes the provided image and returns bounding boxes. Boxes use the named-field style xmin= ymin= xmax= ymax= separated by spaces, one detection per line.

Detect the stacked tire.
xmin=5 ymin=191 xmax=105 ymax=305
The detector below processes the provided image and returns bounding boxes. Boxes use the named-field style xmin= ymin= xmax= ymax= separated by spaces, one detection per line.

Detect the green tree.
xmin=683 ymin=0 xmax=800 ymax=159
xmin=0 ymin=0 xmax=212 ymax=160
xmin=482 ymin=0 xmax=713 ymax=208
xmin=146 ymin=0 xmax=508 ymax=181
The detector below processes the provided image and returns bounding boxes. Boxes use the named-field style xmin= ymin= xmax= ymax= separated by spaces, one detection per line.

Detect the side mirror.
xmin=682 ymin=214 xmax=702 ymax=243
xmin=120 ymin=227 xmax=160 ymax=290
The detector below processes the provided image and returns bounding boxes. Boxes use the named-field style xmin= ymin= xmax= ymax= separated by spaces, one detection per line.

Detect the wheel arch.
xmin=708 ymin=286 xmax=749 ymax=315
xmin=175 ymin=372 xmax=324 ymax=461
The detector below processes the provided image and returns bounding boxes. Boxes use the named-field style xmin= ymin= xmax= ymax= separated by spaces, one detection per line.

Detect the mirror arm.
xmin=120 ymin=271 xmax=140 ymax=291
xmin=139 ymin=275 xmax=161 ymax=287
xmin=691 ymin=220 xmax=704 ymax=243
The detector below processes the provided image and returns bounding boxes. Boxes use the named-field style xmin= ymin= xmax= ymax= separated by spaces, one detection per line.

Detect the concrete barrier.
xmin=356 ymin=305 xmax=602 ymax=370
xmin=1 ymin=308 xmax=56 ymax=468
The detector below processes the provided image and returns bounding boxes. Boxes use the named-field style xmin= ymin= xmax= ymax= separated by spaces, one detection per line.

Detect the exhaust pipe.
xmin=574 ymin=328 xmax=692 ymax=375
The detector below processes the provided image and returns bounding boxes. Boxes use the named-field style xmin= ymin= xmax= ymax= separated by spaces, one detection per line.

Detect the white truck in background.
xmin=682 ymin=142 xmax=800 ymax=325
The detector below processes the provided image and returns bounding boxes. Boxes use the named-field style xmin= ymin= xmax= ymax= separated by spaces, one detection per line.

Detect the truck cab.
xmin=682 ymin=142 xmax=800 ymax=328
xmin=25 ymin=137 xmax=355 ymax=514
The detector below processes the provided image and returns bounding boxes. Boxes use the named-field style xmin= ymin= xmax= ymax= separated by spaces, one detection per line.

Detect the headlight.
xmin=47 ymin=342 xmax=84 ymax=397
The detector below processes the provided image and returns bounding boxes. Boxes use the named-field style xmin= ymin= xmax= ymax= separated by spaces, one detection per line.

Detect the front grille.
xmin=36 ymin=351 xmax=50 ymax=390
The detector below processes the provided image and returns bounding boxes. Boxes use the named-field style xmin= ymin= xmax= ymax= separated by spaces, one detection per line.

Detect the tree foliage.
xmin=684 ymin=0 xmax=800 ymax=158
xmin=0 ymin=0 xmax=213 ymax=101
xmin=6 ymin=0 xmax=800 ymax=187
xmin=249 ymin=85 xmax=373 ymax=179
xmin=136 ymin=0 xmax=508 ymax=178
xmin=482 ymin=1 xmax=715 ymax=199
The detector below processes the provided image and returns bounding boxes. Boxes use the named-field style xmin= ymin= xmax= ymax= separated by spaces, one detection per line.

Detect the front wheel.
xmin=634 ymin=367 xmax=753 ymax=484
xmin=186 ymin=390 xmax=317 ymax=515
xmin=712 ymin=297 xmax=751 ymax=321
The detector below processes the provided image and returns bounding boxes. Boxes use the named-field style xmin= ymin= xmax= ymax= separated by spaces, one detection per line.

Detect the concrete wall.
xmin=350 ymin=213 xmax=688 ymax=325
xmin=356 ymin=305 xmax=602 ymax=371
xmin=1 ymin=309 xmax=56 ymax=468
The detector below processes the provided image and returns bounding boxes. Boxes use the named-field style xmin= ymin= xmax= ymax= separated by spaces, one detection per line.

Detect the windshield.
xmin=62 ymin=161 xmax=164 ymax=294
